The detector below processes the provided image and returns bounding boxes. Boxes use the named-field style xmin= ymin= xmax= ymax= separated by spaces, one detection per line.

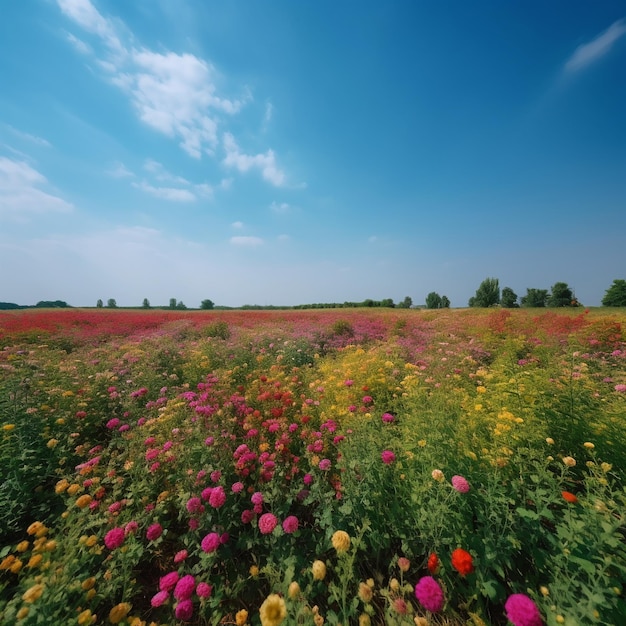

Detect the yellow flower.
xmin=259 ymin=593 xmax=287 ymax=626
xmin=331 ymin=530 xmax=351 ymax=553
xmin=359 ymin=614 xmax=371 ymax=626
xmin=76 ymin=494 xmax=93 ymax=509
xmin=44 ymin=540 xmax=57 ymax=552
xmin=77 ymin=609 xmax=94 ymax=625
xmin=288 ymin=581 xmax=300 ymax=599
xmin=414 ymin=618 xmax=428 ymax=626
xmin=235 ymin=609 xmax=249 ymax=626
xmin=27 ymin=554 xmax=43 ymax=568
xmin=16 ymin=606 xmax=29 ymax=620
xmin=540 ymin=586 xmax=549 ymax=596
xmin=545 ymin=438 xmax=555 ymax=445
xmin=16 ymin=540 xmax=29 ymax=552
xmin=476 ymin=386 xmax=486 ymax=394
xmin=22 ymin=583 xmax=45 ymax=603
xmin=358 ymin=582 xmax=373 ymax=603
xmin=431 ymin=469 xmax=445 ymax=482
xmin=47 ymin=438 xmax=59 ymax=449
xmin=249 ymin=565 xmax=259 ymax=577
xmin=85 ymin=535 xmax=98 ymax=548
xmin=86 ymin=588 xmax=97 ymax=601
xmin=67 ymin=483 xmax=81 ymax=496
xmin=27 ymin=521 xmax=47 ymax=537
xmin=601 ymin=462 xmax=612 ymax=473
xmin=10 ymin=558 xmax=24 ymax=574
xmin=583 ymin=442 xmax=594 ymax=449
xmin=312 ymin=560 xmax=326 ymax=581
xmin=562 ymin=456 xmax=576 ymax=467
xmin=81 ymin=577 xmax=96 ymax=591
xmin=55 ymin=479 xmax=69 ymax=494
xmin=389 ymin=578 xmax=400 ymax=591
xmin=109 ymin=602 xmax=131 ymax=624
xmin=2 ymin=423 xmax=15 ymax=431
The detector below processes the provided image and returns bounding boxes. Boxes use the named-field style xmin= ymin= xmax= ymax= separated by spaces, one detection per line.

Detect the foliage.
xmin=469 ymin=278 xmax=500 ymax=307
xmin=96 ymin=299 xmax=103 ymax=308
xmin=602 ymin=279 xmax=626 ymax=307
xmin=398 ymin=296 xmax=413 ymax=309
xmin=501 ymin=287 xmax=518 ymax=308
xmin=521 ymin=288 xmax=548 ymax=308
xmin=142 ymin=298 xmax=151 ymax=309
xmin=0 ymin=308 xmax=625 ymax=626
xmin=107 ymin=299 xmax=117 ymax=308
xmin=425 ymin=292 xmax=442 ymax=309
xmin=200 ymin=300 xmax=215 ymax=310
xmin=548 ymin=282 xmax=574 ymax=307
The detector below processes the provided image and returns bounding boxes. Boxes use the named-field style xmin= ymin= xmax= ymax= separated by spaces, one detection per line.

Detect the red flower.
xmin=561 ymin=491 xmax=578 ymax=504
xmin=451 ymin=548 xmax=474 ymax=576
xmin=427 ymin=553 xmax=439 ymax=574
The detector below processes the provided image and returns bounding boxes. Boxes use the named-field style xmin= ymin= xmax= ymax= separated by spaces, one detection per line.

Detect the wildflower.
xmin=398 ymin=556 xmax=410 ymax=572
xmin=151 ymin=590 xmax=169 ymax=607
xmin=331 ymin=530 xmax=351 ymax=553
xmin=174 ymin=549 xmax=188 ymax=563
xmin=175 ymin=599 xmax=194 ymax=621
xmin=545 ymin=438 xmax=554 ymax=445
xmin=236 ymin=609 xmax=249 ymax=625
xmin=601 ymin=462 xmax=612 ymax=473
xmin=282 ymin=515 xmax=299 ymax=534
xmin=259 ymin=593 xmax=287 ymax=626
xmin=393 ymin=598 xmax=408 ymax=614
xmin=77 ymin=609 xmax=94 ymax=625
xmin=451 ymin=548 xmax=474 ymax=575
xmin=104 ymin=527 xmax=125 ymax=550
xmin=451 ymin=475 xmax=470 ymax=493
xmin=209 ymin=485 xmax=227 ymax=508
xmin=27 ymin=554 xmax=42 ymax=568
xmin=16 ymin=541 xmax=29 ymax=553
xmin=125 ymin=521 xmax=138 ymax=535
xmin=504 ymin=593 xmax=543 ymax=626
xmin=259 ymin=512 xmax=278 ymax=534
xmin=312 ymin=559 xmax=327 ymax=580
xmin=174 ymin=575 xmax=196 ymax=601
xmin=251 ymin=491 xmax=264 ymax=505
xmin=288 ymin=581 xmax=300 ymax=599
xmin=358 ymin=582 xmax=373 ymax=602
xmin=186 ymin=497 xmax=204 ymax=514
xmin=583 ymin=441 xmax=595 ymax=449
xmin=146 ymin=523 xmax=163 ymax=541
xmin=319 ymin=458 xmax=331 ymax=470
xmin=381 ymin=412 xmax=395 ymax=423
xmin=232 ymin=481 xmax=244 ymax=493
xmin=359 ymin=615 xmax=371 ymax=626
xmin=561 ymin=491 xmax=578 ymax=504
xmin=249 ymin=565 xmax=259 ymax=577
xmin=201 ymin=532 xmax=221 ymax=553
xmin=27 ymin=521 xmax=47 ymax=537
xmin=76 ymin=494 xmax=92 ymax=508
xmin=614 ymin=384 xmax=626 ymax=392
xmin=22 ymin=583 xmax=45 ymax=603
xmin=109 ymin=603 xmax=131 ymax=624
xmin=427 ymin=553 xmax=439 ymax=574
xmin=381 ymin=450 xmax=396 ymax=465
xmin=431 ymin=469 xmax=445 ymax=482
xmin=562 ymin=456 xmax=576 ymax=467
xmin=81 ymin=577 xmax=96 ymax=591
xmin=194 ymin=581 xmax=211 ymax=599
xmin=414 ymin=576 xmax=444 ymax=612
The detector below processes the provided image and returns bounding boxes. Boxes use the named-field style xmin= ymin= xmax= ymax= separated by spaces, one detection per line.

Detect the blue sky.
xmin=1 ymin=1 xmax=625 ymax=307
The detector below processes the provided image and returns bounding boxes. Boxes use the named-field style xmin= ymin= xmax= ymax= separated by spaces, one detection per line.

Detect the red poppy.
xmin=427 ymin=553 xmax=439 ymax=574
xmin=561 ymin=491 xmax=578 ymax=504
xmin=451 ymin=548 xmax=474 ymax=576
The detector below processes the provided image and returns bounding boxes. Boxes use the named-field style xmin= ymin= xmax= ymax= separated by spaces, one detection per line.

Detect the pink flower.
xmin=231 ymin=481 xmax=244 ymax=493
xmin=104 ymin=527 xmax=125 ymax=550
xmin=159 ymin=571 xmax=180 ymax=592
xmin=381 ymin=450 xmax=396 ymax=465
xmin=303 ymin=473 xmax=313 ymax=485
xmin=196 ymin=582 xmax=212 ymax=599
xmin=504 ymin=594 xmax=543 ymax=626
xmin=210 ymin=470 xmax=222 ymax=482
xmin=208 ymin=486 xmax=226 ymax=508
xmin=205 ymin=436 xmax=214 ymax=446
xmin=174 ymin=574 xmax=196 ymax=600
xmin=186 ymin=497 xmax=205 ymax=514
xmin=151 ymin=590 xmax=169 ymax=607
xmin=124 ymin=521 xmax=138 ymax=535
xmin=201 ymin=532 xmax=221 ymax=553
xmin=251 ymin=491 xmax=264 ymax=505
xmin=414 ymin=576 xmax=444 ymax=613
xmin=175 ymin=599 xmax=194 ymax=621
xmin=241 ymin=509 xmax=254 ymax=524
xmin=146 ymin=523 xmax=163 ymax=541
xmin=319 ymin=458 xmax=332 ymax=471
xmin=382 ymin=412 xmax=395 ymax=423
xmin=615 ymin=384 xmax=626 ymax=393
xmin=282 ymin=515 xmax=299 ymax=534
xmin=258 ymin=512 xmax=278 ymax=534
xmin=451 ymin=475 xmax=470 ymax=493
xmin=106 ymin=418 xmax=120 ymax=429
xmin=174 ymin=549 xmax=188 ymax=564
xmin=362 ymin=395 xmax=373 ymax=404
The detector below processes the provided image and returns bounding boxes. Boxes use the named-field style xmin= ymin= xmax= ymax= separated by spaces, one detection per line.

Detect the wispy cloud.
xmin=106 ymin=161 xmax=134 ymax=178
xmin=270 ymin=200 xmax=290 ymax=214
xmin=564 ymin=19 xmax=626 ymax=73
xmin=3 ymin=125 xmax=51 ymax=148
xmin=230 ymin=235 xmax=263 ymax=246
xmin=231 ymin=221 xmax=244 ymax=229
xmin=132 ymin=181 xmax=197 ymax=202
xmin=65 ymin=31 xmax=92 ymax=55
xmin=0 ymin=157 xmax=73 ymax=219
xmin=223 ymin=132 xmax=286 ymax=186
xmin=143 ymin=159 xmax=189 ymax=185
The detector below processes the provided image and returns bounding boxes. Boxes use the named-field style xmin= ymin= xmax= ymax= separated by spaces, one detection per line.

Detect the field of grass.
xmin=0 ymin=307 xmax=625 ymax=626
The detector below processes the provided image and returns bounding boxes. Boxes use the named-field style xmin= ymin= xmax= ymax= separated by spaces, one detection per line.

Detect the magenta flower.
xmin=303 ymin=473 xmax=313 ymax=485
xmin=151 ymin=590 xmax=169 ymax=607
xmin=282 ymin=515 xmax=299 ymax=534
xmin=146 ymin=523 xmax=163 ymax=541
xmin=451 ymin=475 xmax=470 ymax=493
xmin=414 ymin=576 xmax=444 ymax=612
xmin=258 ymin=512 xmax=278 ymax=535
xmin=381 ymin=450 xmax=396 ymax=465
xmin=175 ymin=599 xmax=194 ymax=621
xmin=124 ymin=520 xmax=138 ymax=535
xmin=186 ymin=497 xmax=204 ymax=514
xmin=201 ymin=532 xmax=221 ymax=553
xmin=208 ymin=486 xmax=226 ymax=508
xmin=174 ymin=575 xmax=196 ymax=601
xmin=241 ymin=509 xmax=254 ymax=524
xmin=504 ymin=594 xmax=543 ymax=626
xmin=196 ymin=582 xmax=212 ymax=599
xmin=251 ymin=491 xmax=264 ymax=505
xmin=231 ymin=481 xmax=244 ymax=493
xmin=159 ymin=571 xmax=180 ymax=592
xmin=104 ymin=527 xmax=125 ymax=550
xmin=381 ymin=412 xmax=395 ymax=423
xmin=319 ymin=458 xmax=332 ymax=471
xmin=174 ymin=550 xmax=188 ymax=564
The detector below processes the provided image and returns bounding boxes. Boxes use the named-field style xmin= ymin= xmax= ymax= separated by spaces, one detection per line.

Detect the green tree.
xmin=602 ymin=279 xmax=626 ymax=306
xmin=381 ymin=298 xmax=395 ymax=308
xmin=501 ymin=287 xmax=518 ymax=308
xmin=548 ymin=282 xmax=574 ymax=307
xmin=425 ymin=292 xmax=442 ymax=309
xmin=96 ymin=299 xmax=103 ymax=308
xmin=142 ymin=298 xmax=151 ymax=309
xmin=169 ymin=298 xmax=177 ymax=309
xmin=107 ymin=299 xmax=117 ymax=308
xmin=521 ymin=288 xmax=548 ymax=308
xmin=175 ymin=301 xmax=187 ymax=310
xmin=469 ymin=278 xmax=500 ymax=307
xmin=440 ymin=295 xmax=450 ymax=308
xmin=200 ymin=299 xmax=215 ymax=310
xmin=398 ymin=296 xmax=413 ymax=309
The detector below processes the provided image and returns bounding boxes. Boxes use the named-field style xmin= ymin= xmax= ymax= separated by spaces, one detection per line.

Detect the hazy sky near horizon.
xmin=1 ymin=1 xmax=625 ymax=307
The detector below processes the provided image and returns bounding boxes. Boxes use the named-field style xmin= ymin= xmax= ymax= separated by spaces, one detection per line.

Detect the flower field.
xmin=0 ymin=307 xmax=625 ymax=626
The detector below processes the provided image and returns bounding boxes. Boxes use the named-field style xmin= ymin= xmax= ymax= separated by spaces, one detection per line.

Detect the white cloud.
xmin=230 ymin=235 xmax=263 ymax=246
xmin=107 ymin=161 xmax=134 ymax=178
xmin=3 ymin=125 xmax=51 ymax=148
xmin=223 ymin=132 xmax=286 ymax=186
xmin=565 ymin=19 xmax=626 ymax=73
xmin=132 ymin=181 xmax=196 ymax=202
xmin=0 ymin=157 xmax=73 ymax=219
xmin=219 ymin=177 xmax=233 ymax=190
xmin=231 ymin=221 xmax=244 ymax=229
xmin=143 ymin=159 xmax=189 ymax=184
xmin=270 ymin=201 xmax=290 ymax=214
xmin=66 ymin=31 xmax=92 ymax=55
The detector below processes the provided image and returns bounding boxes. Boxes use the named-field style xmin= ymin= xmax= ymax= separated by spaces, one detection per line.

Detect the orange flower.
xmin=427 ymin=553 xmax=439 ymax=574
xmin=562 ymin=491 xmax=578 ymax=504
xmin=451 ymin=548 xmax=474 ymax=576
